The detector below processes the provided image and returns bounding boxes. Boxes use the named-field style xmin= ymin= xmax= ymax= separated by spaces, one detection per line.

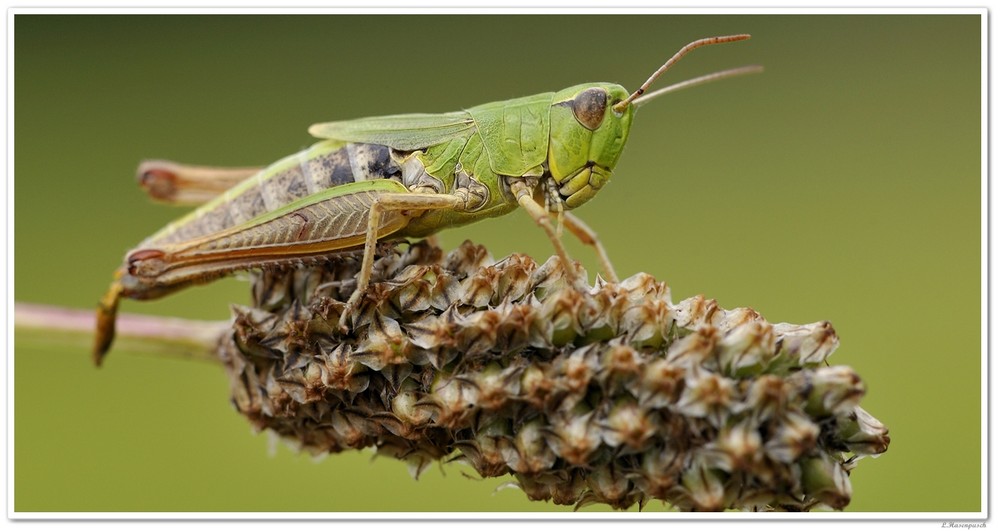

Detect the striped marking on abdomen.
xmin=145 ymin=142 xmax=402 ymax=247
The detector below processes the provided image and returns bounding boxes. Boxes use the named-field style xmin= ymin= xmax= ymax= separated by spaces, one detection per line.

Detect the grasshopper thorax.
xmin=546 ymin=83 xmax=635 ymax=210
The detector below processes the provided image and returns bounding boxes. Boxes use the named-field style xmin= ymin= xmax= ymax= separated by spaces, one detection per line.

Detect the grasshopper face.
xmin=547 ymin=83 xmax=635 ymax=209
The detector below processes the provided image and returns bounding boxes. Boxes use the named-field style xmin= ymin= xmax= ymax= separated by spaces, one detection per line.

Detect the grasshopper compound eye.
xmin=571 ymin=88 xmax=608 ymax=130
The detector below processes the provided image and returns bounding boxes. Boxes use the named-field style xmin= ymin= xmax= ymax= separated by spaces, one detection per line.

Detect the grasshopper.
xmin=93 ymin=34 xmax=760 ymax=365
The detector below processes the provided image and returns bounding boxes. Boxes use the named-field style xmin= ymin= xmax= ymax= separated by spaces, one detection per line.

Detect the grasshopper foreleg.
xmin=554 ymin=212 xmax=619 ymax=283
xmin=509 ymin=180 xmax=581 ymax=286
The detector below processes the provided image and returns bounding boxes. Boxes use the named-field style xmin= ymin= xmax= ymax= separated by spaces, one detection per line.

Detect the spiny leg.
xmin=338 ymin=192 xmax=465 ymax=331
xmin=554 ymin=211 xmax=619 ymax=283
xmin=97 ymin=181 xmax=415 ymax=362
xmin=137 ymin=160 xmax=262 ymax=205
xmin=509 ymin=180 xmax=580 ymax=286
xmin=101 ymin=159 xmax=261 ymax=360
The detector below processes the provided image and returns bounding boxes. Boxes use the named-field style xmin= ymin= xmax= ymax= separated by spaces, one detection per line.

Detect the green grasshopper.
xmin=93 ymin=34 xmax=759 ymax=365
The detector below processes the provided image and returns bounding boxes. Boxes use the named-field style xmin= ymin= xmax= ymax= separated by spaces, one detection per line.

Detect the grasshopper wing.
xmin=150 ymin=179 xmax=414 ymax=269
xmin=308 ymin=112 xmax=475 ymax=151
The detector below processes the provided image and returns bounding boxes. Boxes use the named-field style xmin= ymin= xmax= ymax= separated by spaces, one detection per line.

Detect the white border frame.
xmin=3 ymin=2 xmax=989 ymax=525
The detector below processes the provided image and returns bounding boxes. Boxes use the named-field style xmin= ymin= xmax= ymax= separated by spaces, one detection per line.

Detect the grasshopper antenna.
xmin=632 ymin=64 xmax=763 ymax=107
xmin=613 ymin=34 xmax=753 ymax=113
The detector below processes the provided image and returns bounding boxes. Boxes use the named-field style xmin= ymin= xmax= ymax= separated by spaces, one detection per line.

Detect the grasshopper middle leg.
xmin=338 ymin=192 xmax=464 ymax=330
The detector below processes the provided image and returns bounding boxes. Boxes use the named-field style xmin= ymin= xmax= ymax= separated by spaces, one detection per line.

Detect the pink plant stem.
xmin=14 ymin=302 xmax=227 ymax=363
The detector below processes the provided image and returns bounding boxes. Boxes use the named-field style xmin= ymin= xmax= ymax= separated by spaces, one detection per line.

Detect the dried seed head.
xmin=789 ymin=365 xmax=866 ymax=417
xmin=618 ymin=288 xmax=674 ymax=347
xmin=550 ymin=346 xmax=600 ymax=409
xmin=765 ymin=411 xmax=821 ymax=464
xmin=836 ymin=406 xmax=891 ymax=456
xmin=544 ymin=406 xmax=603 ymax=466
xmin=541 ymin=286 xmax=587 ymax=345
xmin=579 ymin=463 xmax=641 ymax=510
xmin=461 ymin=264 xmax=502 ymax=307
xmin=328 ymin=410 xmax=374 ymax=450
xmin=404 ymin=310 xmax=460 ymax=367
xmin=601 ymin=344 xmax=643 ymax=381
xmin=810 ymin=366 xmax=866 ymax=416
xmin=455 ymin=362 xmax=520 ymax=412
xmin=672 ymin=295 xmax=721 ymax=329
xmin=216 ymin=239 xmax=889 ymax=511
xmin=601 ymin=397 xmax=657 ymax=450
xmin=675 ymin=371 xmax=737 ymax=428
xmin=717 ymin=321 xmax=776 ymax=375
xmin=499 ymin=417 xmax=556 ymax=475
xmin=631 ymin=444 xmax=683 ymax=499
xmin=352 ymin=314 xmax=412 ymax=370
xmin=512 ymin=473 xmax=552 ymax=503
xmin=424 ymin=374 xmax=479 ymax=429
xmin=665 ymin=326 xmax=718 ymax=368
xmin=492 ymin=300 xmax=539 ymax=354
xmin=741 ymin=374 xmax=789 ymax=423
xmin=774 ymin=321 xmax=839 ymax=367
xmin=518 ymin=363 xmax=555 ymax=410
xmin=493 ymin=253 xmax=537 ymax=301
xmin=456 ymin=417 xmax=512 ymax=478
xmin=548 ymin=470 xmax=588 ymax=506
xmin=679 ymin=457 xmax=729 ymax=511
xmin=800 ymin=454 xmax=853 ymax=510
xmin=632 ymin=358 xmax=685 ymax=408
xmin=385 ymin=265 xmax=434 ymax=313
xmin=710 ymin=419 xmax=764 ymax=472
xmin=319 ymin=344 xmax=369 ymax=393
xmin=390 ymin=382 xmax=433 ymax=428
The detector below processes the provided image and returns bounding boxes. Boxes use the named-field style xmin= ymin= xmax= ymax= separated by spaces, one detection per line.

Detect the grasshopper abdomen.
xmin=147 ymin=142 xmax=403 ymax=248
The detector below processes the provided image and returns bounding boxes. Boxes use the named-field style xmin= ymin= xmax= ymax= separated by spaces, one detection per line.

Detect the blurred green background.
xmin=14 ymin=14 xmax=981 ymax=513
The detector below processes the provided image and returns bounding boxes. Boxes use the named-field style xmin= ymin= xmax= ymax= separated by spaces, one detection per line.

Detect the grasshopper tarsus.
xmin=93 ymin=280 xmax=123 ymax=366
xmin=337 ymin=291 xmax=364 ymax=332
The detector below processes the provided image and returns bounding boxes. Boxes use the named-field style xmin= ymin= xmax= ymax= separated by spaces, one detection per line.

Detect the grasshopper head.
xmin=547 ymin=82 xmax=635 ymax=209
xmin=545 ymin=35 xmax=759 ymax=211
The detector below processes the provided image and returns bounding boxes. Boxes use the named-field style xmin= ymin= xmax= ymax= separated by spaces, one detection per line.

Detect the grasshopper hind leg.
xmin=93 ymin=273 xmax=124 ymax=366
xmin=137 ymin=160 xmax=262 ymax=205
